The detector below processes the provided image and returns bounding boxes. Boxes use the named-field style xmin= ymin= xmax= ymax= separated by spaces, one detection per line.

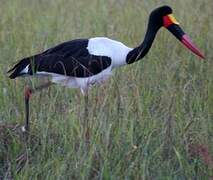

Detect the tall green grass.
xmin=0 ymin=0 xmax=212 ymax=179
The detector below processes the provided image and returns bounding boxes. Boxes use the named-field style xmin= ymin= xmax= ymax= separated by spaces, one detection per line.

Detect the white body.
xmin=35 ymin=37 xmax=132 ymax=93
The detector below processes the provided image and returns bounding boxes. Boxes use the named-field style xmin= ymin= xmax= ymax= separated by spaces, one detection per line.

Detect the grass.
xmin=0 ymin=0 xmax=213 ymax=179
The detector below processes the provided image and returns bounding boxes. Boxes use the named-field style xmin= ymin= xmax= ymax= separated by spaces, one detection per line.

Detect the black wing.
xmin=8 ymin=39 xmax=112 ymax=78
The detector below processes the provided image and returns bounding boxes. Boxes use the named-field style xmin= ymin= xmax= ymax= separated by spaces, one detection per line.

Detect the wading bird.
xmin=8 ymin=6 xmax=205 ymax=133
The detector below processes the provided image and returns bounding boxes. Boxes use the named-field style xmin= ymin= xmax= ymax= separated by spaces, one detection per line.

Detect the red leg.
xmin=22 ymin=82 xmax=52 ymax=133
xmin=23 ymin=87 xmax=32 ymax=133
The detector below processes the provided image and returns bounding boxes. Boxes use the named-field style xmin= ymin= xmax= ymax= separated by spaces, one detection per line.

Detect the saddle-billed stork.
xmin=8 ymin=5 xmax=205 ymax=133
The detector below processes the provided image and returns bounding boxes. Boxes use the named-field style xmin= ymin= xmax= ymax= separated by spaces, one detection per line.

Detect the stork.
xmin=8 ymin=6 xmax=205 ymax=133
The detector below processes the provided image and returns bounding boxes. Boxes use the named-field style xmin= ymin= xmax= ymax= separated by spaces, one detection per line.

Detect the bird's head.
xmin=149 ymin=5 xmax=205 ymax=59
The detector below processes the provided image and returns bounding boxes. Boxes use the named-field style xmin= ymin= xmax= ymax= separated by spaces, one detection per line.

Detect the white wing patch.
xmin=21 ymin=64 xmax=29 ymax=73
xmin=87 ymin=37 xmax=132 ymax=68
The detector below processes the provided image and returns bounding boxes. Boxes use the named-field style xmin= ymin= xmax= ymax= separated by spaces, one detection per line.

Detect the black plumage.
xmin=8 ymin=39 xmax=111 ymax=78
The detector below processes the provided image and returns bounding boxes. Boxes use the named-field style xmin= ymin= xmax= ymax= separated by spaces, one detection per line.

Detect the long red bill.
xmin=181 ymin=34 xmax=205 ymax=59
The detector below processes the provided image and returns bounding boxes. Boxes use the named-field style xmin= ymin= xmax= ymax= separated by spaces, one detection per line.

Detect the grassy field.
xmin=0 ymin=0 xmax=212 ymax=179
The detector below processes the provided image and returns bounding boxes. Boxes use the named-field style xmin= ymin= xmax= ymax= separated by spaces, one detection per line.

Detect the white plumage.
xmin=38 ymin=66 xmax=112 ymax=94
xmin=36 ymin=37 xmax=132 ymax=93
xmin=21 ymin=64 xmax=30 ymax=74
xmin=87 ymin=37 xmax=132 ymax=68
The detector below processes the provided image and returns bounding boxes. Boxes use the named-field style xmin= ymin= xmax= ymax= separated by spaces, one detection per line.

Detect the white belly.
xmin=41 ymin=66 xmax=112 ymax=93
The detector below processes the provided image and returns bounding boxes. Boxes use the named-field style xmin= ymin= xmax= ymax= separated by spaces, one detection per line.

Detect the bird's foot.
xmin=21 ymin=125 xmax=26 ymax=133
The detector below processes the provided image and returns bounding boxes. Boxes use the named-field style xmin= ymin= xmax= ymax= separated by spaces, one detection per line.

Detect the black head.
xmin=151 ymin=5 xmax=173 ymax=17
xmin=149 ymin=5 xmax=173 ymax=28
xmin=126 ymin=5 xmax=204 ymax=64
xmin=147 ymin=5 xmax=205 ymax=59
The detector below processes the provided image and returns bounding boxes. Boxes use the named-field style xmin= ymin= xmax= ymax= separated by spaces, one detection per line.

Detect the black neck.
xmin=126 ymin=17 xmax=161 ymax=64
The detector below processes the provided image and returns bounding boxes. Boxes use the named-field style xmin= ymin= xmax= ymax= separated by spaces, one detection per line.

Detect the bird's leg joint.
xmin=24 ymin=87 xmax=33 ymax=99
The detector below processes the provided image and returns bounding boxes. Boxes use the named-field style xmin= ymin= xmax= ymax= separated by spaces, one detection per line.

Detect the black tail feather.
xmin=8 ymin=58 xmax=31 ymax=79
